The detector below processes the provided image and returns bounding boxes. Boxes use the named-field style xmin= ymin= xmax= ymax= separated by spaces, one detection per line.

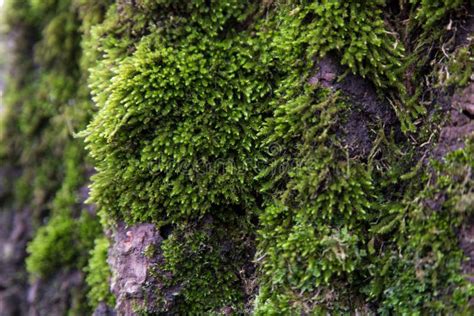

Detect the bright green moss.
xmin=26 ymin=214 xmax=77 ymax=277
xmin=25 ymin=140 xmax=101 ymax=278
xmin=251 ymin=1 xmax=473 ymax=312
xmin=254 ymin=88 xmax=375 ymax=312
xmin=80 ymin=0 xmax=473 ymax=313
xmin=280 ymin=1 xmax=405 ymax=89
xmin=83 ymin=1 xmax=272 ymax=224
xmin=410 ymin=0 xmax=465 ymax=29
xmin=254 ymin=93 xmax=473 ymax=313
xmin=371 ymin=139 xmax=474 ymax=314
xmin=82 ymin=2 xmax=271 ymax=312
xmin=255 ymin=95 xmax=473 ymax=313
xmin=85 ymin=237 xmax=115 ymax=308
xmin=4 ymin=0 xmax=473 ymax=314
xmin=26 ymin=210 xmax=101 ymax=278
xmin=83 ymin=0 xmax=408 ymax=221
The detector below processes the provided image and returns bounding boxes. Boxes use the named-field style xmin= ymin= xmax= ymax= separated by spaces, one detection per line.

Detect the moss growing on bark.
xmin=85 ymin=237 xmax=115 ymax=308
xmin=2 ymin=0 xmax=473 ymax=314
xmin=83 ymin=1 xmax=472 ymax=313
xmin=2 ymin=0 xmax=107 ymax=313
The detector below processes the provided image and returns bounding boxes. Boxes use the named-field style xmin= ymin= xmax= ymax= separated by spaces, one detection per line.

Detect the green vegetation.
xmin=438 ymin=45 xmax=474 ymax=88
xmin=84 ymin=1 xmax=271 ymax=223
xmin=1 ymin=0 xmax=108 ymax=312
xmin=1 ymin=0 xmax=473 ymax=314
xmin=85 ymin=237 xmax=115 ymax=308
xmin=160 ymin=211 xmax=255 ymax=313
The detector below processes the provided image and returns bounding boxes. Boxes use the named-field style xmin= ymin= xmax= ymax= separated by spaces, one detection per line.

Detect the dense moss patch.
xmin=2 ymin=0 xmax=473 ymax=314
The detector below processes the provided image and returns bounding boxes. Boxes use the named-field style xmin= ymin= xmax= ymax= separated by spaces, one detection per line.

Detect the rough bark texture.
xmin=107 ymin=223 xmax=171 ymax=315
xmin=0 ymin=208 xmax=29 ymax=316
xmin=310 ymin=55 xmax=399 ymax=158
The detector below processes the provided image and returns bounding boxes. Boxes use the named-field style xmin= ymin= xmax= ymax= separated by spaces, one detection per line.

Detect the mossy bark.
xmin=0 ymin=1 xmax=473 ymax=315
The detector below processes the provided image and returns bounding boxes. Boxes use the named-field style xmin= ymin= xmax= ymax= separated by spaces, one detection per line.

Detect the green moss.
xmin=26 ymin=211 xmax=101 ymax=278
xmin=143 ymin=244 xmax=156 ymax=259
xmin=83 ymin=1 xmax=271 ymax=224
xmin=254 ymin=89 xmax=474 ymax=313
xmin=371 ymin=139 xmax=474 ymax=314
xmin=25 ymin=140 xmax=101 ymax=278
xmin=254 ymin=87 xmax=375 ymax=313
xmin=80 ymin=0 xmax=473 ymax=313
xmin=26 ymin=214 xmax=77 ymax=277
xmin=1 ymin=0 xmax=85 ymax=215
xmin=401 ymin=0 xmax=470 ymax=132
xmin=160 ymin=212 xmax=254 ymax=314
xmin=4 ymin=0 xmax=473 ymax=314
xmin=277 ymin=1 xmax=405 ymax=89
xmin=438 ymin=46 xmax=474 ymax=88
xmin=2 ymin=1 xmax=107 ymax=314
xmin=85 ymin=237 xmax=115 ymax=308
xmin=410 ymin=0 xmax=465 ymax=29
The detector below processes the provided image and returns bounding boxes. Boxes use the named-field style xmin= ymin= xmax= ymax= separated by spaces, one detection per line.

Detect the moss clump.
xmin=274 ymin=1 xmax=405 ymax=89
xmin=26 ymin=142 xmax=101 ymax=278
xmin=83 ymin=1 xmax=272 ymax=224
xmin=371 ymin=139 xmax=474 ymax=314
xmin=26 ymin=210 xmax=101 ymax=278
xmin=81 ymin=0 xmax=473 ymax=313
xmin=253 ymin=1 xmax=474 ymax=313
xmin=26 ymin=215 xmax=77 ymax=277
xmin=254 ymin=86 xmax=378 ymax=313
xmin=160 ymin=212 xmax=255 ymax=314
xmin=85 ymin=237 xmax=115 ymax=308
xmin=83 ymin=3 xmax=272 ymax=310
xmin=411 ymin=0 xmax=465 ymax=29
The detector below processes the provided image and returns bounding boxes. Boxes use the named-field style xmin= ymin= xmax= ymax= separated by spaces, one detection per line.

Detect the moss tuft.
xmin=85 ymin=237 xmax=115 ymax=309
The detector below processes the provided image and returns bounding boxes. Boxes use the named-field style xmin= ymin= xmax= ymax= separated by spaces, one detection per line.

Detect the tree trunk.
xmin=0 ymin=1 xmax=473 ymax=315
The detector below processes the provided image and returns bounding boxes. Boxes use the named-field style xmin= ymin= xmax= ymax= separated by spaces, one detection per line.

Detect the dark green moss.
xmin=159 ymin=212 xmax=255 ymax=314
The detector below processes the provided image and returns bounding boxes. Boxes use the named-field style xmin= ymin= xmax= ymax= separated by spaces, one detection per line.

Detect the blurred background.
xmin=0 ymin=0 xmax=6 ymax=114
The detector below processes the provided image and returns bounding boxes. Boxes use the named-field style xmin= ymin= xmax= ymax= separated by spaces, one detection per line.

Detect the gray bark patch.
xmin=108 ymin=222 xmax=178 ymax=315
